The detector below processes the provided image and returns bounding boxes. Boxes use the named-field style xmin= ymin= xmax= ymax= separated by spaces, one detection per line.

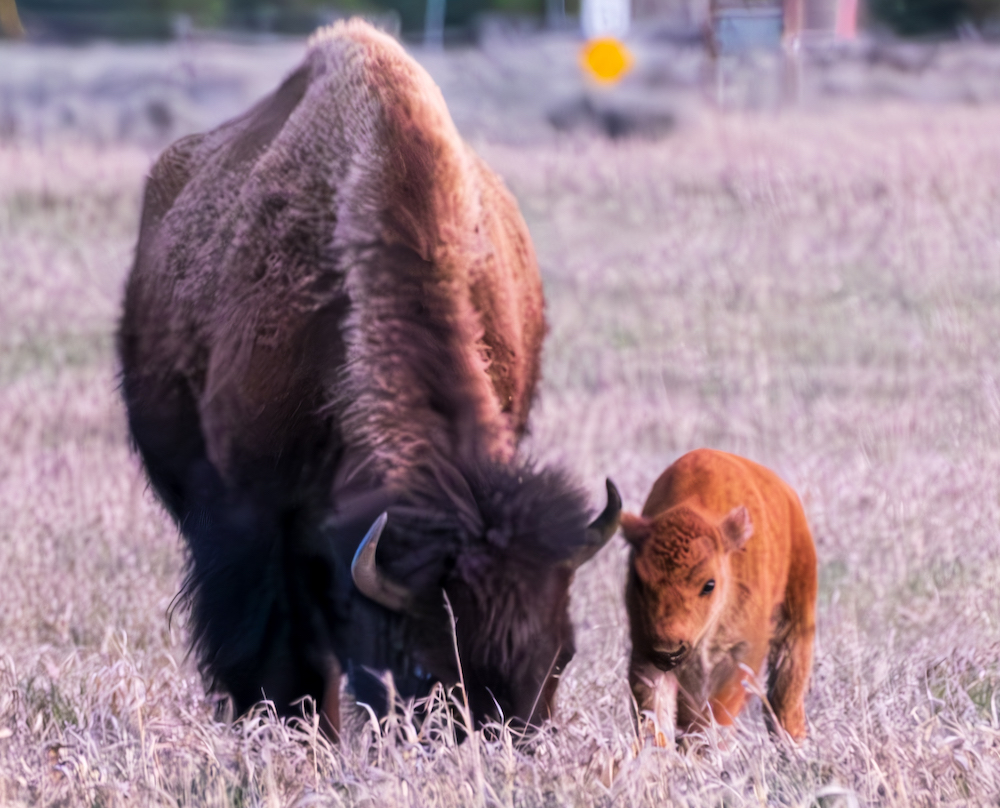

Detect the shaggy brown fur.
xmin=118 ymin=20 xmax=611 ymax=733
xmin=622 ymin=449 xmax=817 ymax=742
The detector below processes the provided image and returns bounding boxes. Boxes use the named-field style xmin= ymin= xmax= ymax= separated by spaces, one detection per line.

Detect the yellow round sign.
xmin=580 ymin=37 xmax=633 ymax=84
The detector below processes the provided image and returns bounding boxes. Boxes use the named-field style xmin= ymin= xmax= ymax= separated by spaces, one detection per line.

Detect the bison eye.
xmin=700 ymin=579 xmax=715 ymax=596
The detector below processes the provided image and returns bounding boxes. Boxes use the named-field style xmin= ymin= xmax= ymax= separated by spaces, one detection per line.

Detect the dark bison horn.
xmin=575 ymin=479 xmax=622 ymax=567
xmin=351 ymin=512 xmax=414 ymax=612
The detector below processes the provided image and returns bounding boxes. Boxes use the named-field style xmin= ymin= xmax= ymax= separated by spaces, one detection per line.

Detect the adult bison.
xmin=118 ymin=20 xmax=620 ymax=735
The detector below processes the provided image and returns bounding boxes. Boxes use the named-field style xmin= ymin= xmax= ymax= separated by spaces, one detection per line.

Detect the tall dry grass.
xmin=2 ymin=101 xmax=1000 ymax=806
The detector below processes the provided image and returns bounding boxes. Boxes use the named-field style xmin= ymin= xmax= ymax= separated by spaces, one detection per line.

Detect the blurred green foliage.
xmin=394 ymin=0 xmax=543 ymax=32
xmin=18 ymin=0 xmax=173 ymax=37
xmin=870 ymin=0 xmax=1000 ymax=35
xmin=15 ymin=0 xmax=546 ymax=37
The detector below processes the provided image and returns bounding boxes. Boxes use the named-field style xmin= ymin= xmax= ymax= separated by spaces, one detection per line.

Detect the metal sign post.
xmin=581 ymin=0 xmax=630 ymax=39
xmin=580 ymin=0 xmax=632 ymax=86
xmin=425 ymin=0 xmax=445 ymax=48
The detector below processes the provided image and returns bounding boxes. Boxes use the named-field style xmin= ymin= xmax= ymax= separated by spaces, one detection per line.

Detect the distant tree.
xmin=167 ymin=0 xmax=227 ymax=28
xmin=443 ymin=0 xmax=543 ymax=28
xmin=17 ymin=0 xmax=350 ymax=36
xmin=224 ymin=0 xmax=546 ymax=34
xmin=961 ymin=0 xmax=1000 ymax=25
xmin=17 ymin=0 xmax=173 ymax=38
xmin=870 ymin=0 xmax=1000 ymax=35
xmin=16 ymin=0 xmax=549 ymax=38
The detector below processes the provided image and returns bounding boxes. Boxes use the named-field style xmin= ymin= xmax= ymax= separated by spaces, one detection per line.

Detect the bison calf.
xmin=622 ymin=448 xmax=817 ymax=742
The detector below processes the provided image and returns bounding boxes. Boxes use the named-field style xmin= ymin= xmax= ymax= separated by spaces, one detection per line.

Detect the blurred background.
xmin=5 ymin=0 xmax=564 ymax=40
xmin=2 ymin=0 xmax=1000 ymax=149
xmin=2 ymin=0 xmax=999 ymax=41
xmin=4 ymin=0 xmax=1000 ymax=804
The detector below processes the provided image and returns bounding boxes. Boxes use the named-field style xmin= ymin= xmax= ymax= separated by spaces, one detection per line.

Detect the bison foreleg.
xmin=765 ymin=620 xmax=814 ymax=741
xmin=707 ymin=669 xmax=749 ymax=729
xmin=320 ymin=656 xmax=343 ymax=741
xmin=629 ymin=661 xmax=678 ymax=747
xmin=766 ymin=506 xmax=818 ymax=742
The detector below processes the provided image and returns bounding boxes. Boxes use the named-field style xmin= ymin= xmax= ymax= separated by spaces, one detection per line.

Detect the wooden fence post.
xmin=0 ymin=0 xmax=25 ymax=38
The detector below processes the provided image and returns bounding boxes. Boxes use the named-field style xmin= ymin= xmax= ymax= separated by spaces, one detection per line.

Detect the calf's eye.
xmin=700 ymin=579 xmax=715 ymax=596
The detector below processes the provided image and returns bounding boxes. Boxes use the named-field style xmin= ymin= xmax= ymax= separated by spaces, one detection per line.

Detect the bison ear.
xmin=620 ymin=512 xmax=651 ymax=547
xmin=720 ymin=505 xmax=753 ymax=551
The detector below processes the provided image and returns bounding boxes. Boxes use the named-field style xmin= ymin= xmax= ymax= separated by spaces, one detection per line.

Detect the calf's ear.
xmin=620 ymin=512 xmax=651 ymax=547
xmin=721 ymin=505 xmax=753 ymax=551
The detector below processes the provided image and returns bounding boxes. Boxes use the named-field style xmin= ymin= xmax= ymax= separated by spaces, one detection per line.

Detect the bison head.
xmin=350 ymin=464 xmax=621 ymax=731
xmin=622 ymin=504 xmax=752 ymax=670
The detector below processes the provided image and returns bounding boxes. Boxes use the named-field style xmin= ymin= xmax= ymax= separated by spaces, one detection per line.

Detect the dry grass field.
xmin=3 ymin=39 xmax=1000 ymax=806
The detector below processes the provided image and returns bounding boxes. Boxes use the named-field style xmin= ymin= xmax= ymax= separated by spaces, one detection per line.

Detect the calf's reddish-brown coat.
xmin=622 ymin=448 xmax=817 ymax=742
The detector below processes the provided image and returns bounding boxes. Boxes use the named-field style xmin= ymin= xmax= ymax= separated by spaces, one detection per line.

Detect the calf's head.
xmin=622 ymin=504 xmax=752 ymax=669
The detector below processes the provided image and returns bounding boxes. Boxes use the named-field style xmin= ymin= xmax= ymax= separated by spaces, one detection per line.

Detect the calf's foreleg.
xmin=766 ymin=515 xmax=817 ymax=742
xmin=629 ymin=661 xmax=678 ymax=747
xmin=765 ymin=619 xmax=814 ymax=741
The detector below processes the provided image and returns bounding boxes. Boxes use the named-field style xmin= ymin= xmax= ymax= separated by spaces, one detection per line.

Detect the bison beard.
xmin=117 ymin=20 xmax=620 ymax=735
